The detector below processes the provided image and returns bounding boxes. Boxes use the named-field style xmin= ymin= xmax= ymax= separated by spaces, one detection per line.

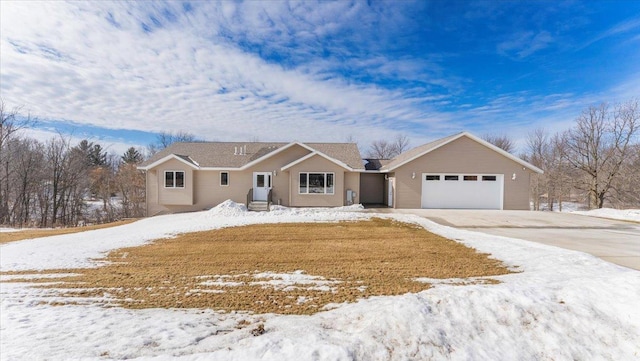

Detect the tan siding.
xmin=154 ymin=159 xmax=194 ymax=206
xmin=245 ymin=144 xmax=312 ymax=206
xmin=344 ymin=172 xmax=361 ymax=205
xmin=393 ymin=136 xmax=533 ymax=210
xmin=144 ymin=144 xmax=366 ymax=213
xmin=288 ymin=155 xmax=349 ymax=207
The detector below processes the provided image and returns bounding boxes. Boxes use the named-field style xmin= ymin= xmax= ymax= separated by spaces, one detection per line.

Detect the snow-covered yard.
xmin=572 ymin=208 xmax=640 ymax=223
xmin=1 ymin=201 xmax=639 ymax=360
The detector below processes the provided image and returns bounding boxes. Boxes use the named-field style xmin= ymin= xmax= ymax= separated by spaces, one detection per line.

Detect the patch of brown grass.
xmin=7 ymin=218 xmax=511 ymax=314
xmin=0 ymin=220 xmax=138 ymax=244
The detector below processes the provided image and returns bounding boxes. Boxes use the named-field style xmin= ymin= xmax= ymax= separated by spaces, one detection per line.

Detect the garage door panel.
xmin=421 ymin=174 xmax=503 ymax=209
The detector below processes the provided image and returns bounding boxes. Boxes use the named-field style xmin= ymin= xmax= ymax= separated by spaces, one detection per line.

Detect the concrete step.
xmin=248 ymin=201 xmax=270 ymax=212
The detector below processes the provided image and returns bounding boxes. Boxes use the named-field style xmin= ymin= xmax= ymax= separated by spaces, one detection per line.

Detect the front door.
xmin=253 ymin=172 xmax=272 ymax=201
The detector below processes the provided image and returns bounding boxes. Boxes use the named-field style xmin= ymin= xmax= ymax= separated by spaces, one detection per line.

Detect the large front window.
xmin=299 ymin=172 xmax=334 ymax=194
xmin=165 ymin=171 xmax=185 ymax=188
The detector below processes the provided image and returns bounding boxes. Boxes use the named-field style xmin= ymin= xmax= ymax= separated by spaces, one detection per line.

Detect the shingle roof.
xmin=139 ymin=142 xmax=365 ymax=170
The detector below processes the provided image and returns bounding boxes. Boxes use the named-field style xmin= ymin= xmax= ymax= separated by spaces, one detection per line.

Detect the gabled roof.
xmin=138 ymin=141 xmax=365 ymax=171
xmin=381 ymin=132 xmax=543 ymax=174
xmin=281 ymin=151 xmax=354 ymax=171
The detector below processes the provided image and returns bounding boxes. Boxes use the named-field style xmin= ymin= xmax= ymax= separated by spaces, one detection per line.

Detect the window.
xmin=220 ymin=172 xmax=229 ymax=186
xmin=482 ymin=175 xmax=497 ymax=181
xmin=425 ymin=175 xmax=440 ymax=181
xmin=165 ymin=171 xmax=185 ymax=188
xmin=299 ymin=172 xmax=335 ymax=194
xmin=464 ymin=175 xmax=478 ymax=181
xmin=444 ymin=175 xmax=459 ymax=181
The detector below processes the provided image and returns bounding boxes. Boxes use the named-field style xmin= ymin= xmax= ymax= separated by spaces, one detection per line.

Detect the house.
xmin=137 ymin=142 xmax=365 ymax=215
xmin=138 ymin=132 xmax=542 ymax=215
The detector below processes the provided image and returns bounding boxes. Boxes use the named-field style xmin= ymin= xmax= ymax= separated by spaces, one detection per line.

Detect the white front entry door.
xmin=387 ymin=178 xmax=394 ymax=207
xmin=253 ymin=172 xmax=272 ymax=201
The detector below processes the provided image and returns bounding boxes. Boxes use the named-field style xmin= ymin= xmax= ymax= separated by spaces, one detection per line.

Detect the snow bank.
xmin=2 ymin=204 xmax=640 ymax=360
xmin=0 ymin=201 xmax=369 ymax=272
xmin=572 ymin=208 xmax=640 ymax=223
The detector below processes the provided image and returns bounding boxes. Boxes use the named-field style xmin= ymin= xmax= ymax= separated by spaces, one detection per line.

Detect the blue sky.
xmin=1 ymin=1 xmax=639 ymax=154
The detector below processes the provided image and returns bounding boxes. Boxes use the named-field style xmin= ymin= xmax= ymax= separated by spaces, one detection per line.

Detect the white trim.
xmin=281 ymin=151 xmax=353 ymax=171
xmin=385 ymin=132 xmax=544 ymax=174
xmin=138 ymin=154 xmax=199 ymax=170
xmin=298 ymin=172 xmax=335 ymax=195
xmin=164 ymin=170 xmax=186 ymax=189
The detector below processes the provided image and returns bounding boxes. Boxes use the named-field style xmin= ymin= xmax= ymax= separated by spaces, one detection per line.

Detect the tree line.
xmin=1 ymin=98 xmax=637 ymax=228
xmin=524 ymin=100 xmax=639 ymax=210
xmin=0 ymin=101 xmax=146 ymax=227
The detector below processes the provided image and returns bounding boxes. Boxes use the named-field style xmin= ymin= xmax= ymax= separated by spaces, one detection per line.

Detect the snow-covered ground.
xmin=572 ymin=208 xmax=640 ymax=223
xmin=1 ymin=201 xmax=639 ymax=360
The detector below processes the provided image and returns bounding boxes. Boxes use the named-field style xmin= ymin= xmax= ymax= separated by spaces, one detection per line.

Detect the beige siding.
xmin=288 ymin=155 xmax=350 ymax=207
xmin=393 ymin=136 xmax=533 ymax=210
xmin=344 ymin=172 xmax=361 ymax=205
xmin=154 ymin=158 xmax=194 ymax=205
xmin=145 ymin=144 xmax=316 ymax=214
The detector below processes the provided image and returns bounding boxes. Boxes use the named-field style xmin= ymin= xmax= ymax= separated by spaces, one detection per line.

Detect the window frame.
xmin=220 ymin=171 xmax=229 ymax=186
xmin=164 ymin=170 xmax=185 ymax=189
xmin=298 ymin=172 xmax=335 ymax=195
xmin=444 ymin=175 xmax=459 ymax=181
xmin=482 ymin=175 xmax=497 ymax=181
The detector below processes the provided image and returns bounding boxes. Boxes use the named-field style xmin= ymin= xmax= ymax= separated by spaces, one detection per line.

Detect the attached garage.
xmin=421 ymin=174 xmax=503 ymax=209
xmin=375 ymin=132 xmax=543 ymax=210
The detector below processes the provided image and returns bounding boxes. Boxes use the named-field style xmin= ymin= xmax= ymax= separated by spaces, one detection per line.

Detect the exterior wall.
xmin=393 ymin=136 xmax=533 ymax=210
xmin=152 ymin=158 xmax=194 ymax=208
xmin=245 ymin=145 xmax=311 ymax=206
xmin=360 ymin=173 xmax=385 ymax=204
xmin=146 ymin=145 xmax=317 ymax=214
xmin=344 ymin=172 xmax=361 ymax=205
xmin=288 ymin=155 xmax=350 ymax=207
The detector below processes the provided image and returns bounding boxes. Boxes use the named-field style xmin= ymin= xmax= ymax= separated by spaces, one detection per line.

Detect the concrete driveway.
xmin=377 ymin=209 xmax=640 ymax=271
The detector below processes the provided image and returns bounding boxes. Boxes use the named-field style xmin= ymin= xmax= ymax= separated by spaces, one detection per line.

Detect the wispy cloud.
xmin=497 ymin=31 xmax=554 ymax=59
xmin=578 ymin=15 xmax=640 ymax=50
xmin=1 ymin=1 xmax=638 ymax=153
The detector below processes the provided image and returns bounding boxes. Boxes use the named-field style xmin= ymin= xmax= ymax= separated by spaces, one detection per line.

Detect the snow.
xmin=572 ymin=208 xmax=640 ymax=223
xmin=2 ymin=201 xmax=640 ymax=360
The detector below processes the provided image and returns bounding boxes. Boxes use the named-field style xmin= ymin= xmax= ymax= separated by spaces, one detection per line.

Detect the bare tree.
xmin=367 ymin=135 xmax=410 ymax=159
xmin=147 ymin=130 xmax=198 ymax=155
xmin=563 ymin=100 xmax=639 ymax=209
xmin=0 ymin=100 xmax=35 ymax=223
xmin=525 ymin=128 xmax=549 ymax=210
xmin=482 ymin=134 xmax=515 ymax=153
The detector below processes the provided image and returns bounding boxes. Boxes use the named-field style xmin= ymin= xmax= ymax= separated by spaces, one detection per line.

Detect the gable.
xmin=383 ymin=132 xmax=543 ymax=174
xmin=394 ymin=135 xmax=538 ymax=173
xmin=281 ymin=151 xmax=354 ymax=171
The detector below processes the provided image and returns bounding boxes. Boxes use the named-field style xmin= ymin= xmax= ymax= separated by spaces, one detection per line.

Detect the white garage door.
xmin=421 ymin=174 xmax=503 ymax=209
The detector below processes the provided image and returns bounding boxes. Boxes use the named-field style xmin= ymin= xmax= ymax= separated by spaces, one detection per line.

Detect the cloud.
xmin=0 ymin=1 xmax=452 ymax=148
xmin=497 ymin=31 xmax=554 ymax=59
xmin=0 ymin=1 xmax=637 ymax=155
xmin=580 ymin=16 xmax=640 ymax=49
